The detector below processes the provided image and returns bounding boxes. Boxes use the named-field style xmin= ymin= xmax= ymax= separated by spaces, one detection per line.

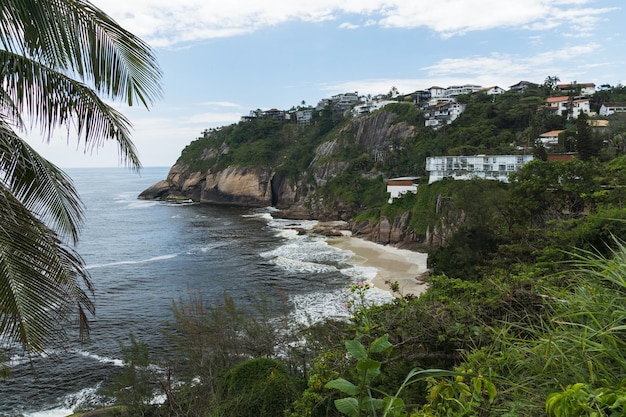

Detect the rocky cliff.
xmin=139 ymin=108 xmax=423 ymax=243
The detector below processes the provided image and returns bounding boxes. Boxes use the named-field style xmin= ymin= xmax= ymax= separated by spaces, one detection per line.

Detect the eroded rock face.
xmin=201 ymin=166 xmax=273 ymax=206
xmin=138 ymin=163 xmax=202 ymax=200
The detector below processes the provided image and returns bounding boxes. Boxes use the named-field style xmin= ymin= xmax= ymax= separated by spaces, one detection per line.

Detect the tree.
xmin=575 ymin=112 xmax=593 ymax=161
xmin=544 ymin=75 xmax=560 ymax=91
xmin=0 ymin=0 xmax=162 ymax=353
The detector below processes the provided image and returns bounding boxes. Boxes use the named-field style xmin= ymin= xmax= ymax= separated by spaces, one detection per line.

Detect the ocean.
xmin=0 ymin=167 xmax=391 ymax=416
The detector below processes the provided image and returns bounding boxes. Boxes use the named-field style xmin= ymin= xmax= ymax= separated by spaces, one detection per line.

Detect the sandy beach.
xmin=328 ymin=235 xmax=430 ymax=297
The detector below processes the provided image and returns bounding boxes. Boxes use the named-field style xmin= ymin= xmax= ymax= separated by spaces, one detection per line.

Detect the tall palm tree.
xmin=0 ymin=0 xmax=162 ymax=353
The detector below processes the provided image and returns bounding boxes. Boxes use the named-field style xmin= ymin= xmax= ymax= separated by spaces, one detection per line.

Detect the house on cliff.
xmin=556 ymin=82 xmax=596 ymax=97
xmin=509 ymin=80 xmax=537 ymax=92
xmin=425 ymin=155 xmax=534 ymax=184
xmin=542 ymin=96 xmax=591 ymax=119
xmin=600 ymin=103 xmax=626 ymax=116
xmin=538 ymin=130 xmax=565 ymax=147
xmin=387 ymin=177 xmax=419 ymax=203
xmin=424 ymin=101 xmax=466 ymax=128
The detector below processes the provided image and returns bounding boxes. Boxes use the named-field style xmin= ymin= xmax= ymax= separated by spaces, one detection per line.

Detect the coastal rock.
xmin=310 ymin=221 xmax=351 ymax=237
xmin=202 ymin=166 xmax=273 ymax=206
xmin=375 ymin=216 xmax=392 ymax=243
xmin=140 ymin=164 xmax=279 ymax=207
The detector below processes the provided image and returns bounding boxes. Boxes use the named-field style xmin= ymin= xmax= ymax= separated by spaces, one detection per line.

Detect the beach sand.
xmin=328 ymin=235 xmax=429 ymax=297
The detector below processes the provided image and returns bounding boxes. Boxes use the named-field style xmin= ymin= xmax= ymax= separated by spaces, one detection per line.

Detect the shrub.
xmin=221 ymin=357 xmax=304 ymax=417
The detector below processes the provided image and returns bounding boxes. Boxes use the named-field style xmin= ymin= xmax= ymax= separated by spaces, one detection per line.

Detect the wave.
xmin=126 ymin=200 xmax=162 ymax=209
xmin=73 ymin=349 xmax=124 ymax=367
xmin=256 ymin=211 xmax=394 ymax=325
xmin=242 ymin=211 xmax=274 ymax=221
xmin=162 ymin=199 xmax=196 ymax=206
xmin=272 ymin=256 xmax=338 ymax=274
xmin=86 ymin=254 xmax=177 ymax=269
xmin=24 ymin=385 xmax=106 ymax=417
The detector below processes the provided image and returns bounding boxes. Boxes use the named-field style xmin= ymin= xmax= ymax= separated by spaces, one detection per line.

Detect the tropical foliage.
xmin=87 ymin=79 xmax=626 ymax=416
xmin=0 ymin=0 xmax=161 ymax=353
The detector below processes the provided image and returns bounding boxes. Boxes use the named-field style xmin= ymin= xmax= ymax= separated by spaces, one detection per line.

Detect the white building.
xmin=538 ymin=130 xmax=565 ymax=147
xmin=351 ymin=100 xmax=395 ymax=117
xmin=296 ymin=108 xmax=314 ymax=126
xmin=481 ymin=86 xmax=506 ymax=95
xmin=544 ymin=96 xmax=590 ymax=119
xmin=445 ymin=84 xmax=483 ymax=97
xmin=427 ymin=86 xmax=446 ymax=98
xmin=387 ymin=177 xmax=419 ymax=203
xmin=599 ymin=103 xmax=626 ymax=117
xmin=425 ymin=155 xmax=534 ymax=184
xmin=424 ymin=102 xmax=466 ymax=128
xmin=556 ymin=83 xmax=596 ymax=97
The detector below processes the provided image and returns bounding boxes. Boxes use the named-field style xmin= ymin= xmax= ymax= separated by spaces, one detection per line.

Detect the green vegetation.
xmin=86 ymin=79 xmax=626 ymax=417
xmin=39 ymin=83 xmax=626 ymax=415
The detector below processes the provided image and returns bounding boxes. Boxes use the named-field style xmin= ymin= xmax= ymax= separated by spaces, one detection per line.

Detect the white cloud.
xmin=91 ymin=0 xmax=617 ymax=47
xmin=198 ymin=101 xmax=243 ymax=108
xmin=323 ymin=42 xmax=604 ymax=97
xmin=420 ymin=43 xmax=599 ymax=81
xmin=339 ymin=22 xmax=360 ymax=30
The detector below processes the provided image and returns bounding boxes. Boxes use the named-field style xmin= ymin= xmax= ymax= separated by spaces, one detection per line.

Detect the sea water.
xmin=0 ymin=167 xmax=391 ymax=416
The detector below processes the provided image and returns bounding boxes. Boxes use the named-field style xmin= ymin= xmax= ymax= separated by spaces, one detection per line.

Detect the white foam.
xmin=24 ymin=385 xmax=106 ymax=417
xmin=86 ymin=254 xmax=177 ymax=269
xmin=73 ymin=349 xmax=124 ymax=367
xmin=127 ymin=200 xmax=162 ymax=208
xmin=256 ymin=212 xmax=395 ymax=325
xmin=272 ymin=256 xmax=338 ymax=274
xmin=24 ymin=407 xmax=74 ymax=417
xmin=242 ymin=211 xmax=274 ymax=221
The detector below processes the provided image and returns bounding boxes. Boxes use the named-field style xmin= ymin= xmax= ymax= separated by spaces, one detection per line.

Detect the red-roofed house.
xmin=544 ymin=96 xmax=590 ymax=119
xmin=556 ymin=83 xmax=596 ymax=96
xmin=538 ymin=130 xmax=565 ymax=146
xmin=387 ymin=177 xmax=419 ymax=203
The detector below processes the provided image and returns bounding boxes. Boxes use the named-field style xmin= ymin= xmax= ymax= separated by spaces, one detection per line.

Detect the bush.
xmin=221 ymin=357 xmax=304 ymax=417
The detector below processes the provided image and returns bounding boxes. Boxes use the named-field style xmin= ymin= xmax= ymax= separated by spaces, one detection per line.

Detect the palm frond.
xmin=0 ymin=0 xmax=162 ymax=107
xmin=1 ymin=50 xmax=141 ymax=168
xmin=0 ymin=122 xmax=84 ymax=242
xmin=0 ymin=183 xmax=94 ymax=352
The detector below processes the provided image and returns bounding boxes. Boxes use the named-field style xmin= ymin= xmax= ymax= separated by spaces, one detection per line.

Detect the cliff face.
xmin=139 ymin=164 xmax=301 ymax=209
xmin=139 ymin=108 xmax=423 ymax=240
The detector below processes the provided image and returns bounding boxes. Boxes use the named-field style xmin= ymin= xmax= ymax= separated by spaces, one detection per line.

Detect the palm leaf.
xmin=1 ymin=50 xmax=141 ymax=168
xmin=0 ymin=0 xmax=162 ymax=107
xmin=0 ymin=183 xmax=94 ymax=352
xmin=0 ymin=121 xmax=84 ymax=242
xmin=0 ymin=0 xmax=162 ymax=354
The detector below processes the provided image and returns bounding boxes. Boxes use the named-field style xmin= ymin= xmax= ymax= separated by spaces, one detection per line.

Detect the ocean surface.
xmin=0 ymin=167 xmax=391 ymax=416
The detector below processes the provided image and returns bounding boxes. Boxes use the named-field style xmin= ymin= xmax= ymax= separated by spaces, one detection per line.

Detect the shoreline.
xmin=327 ymin=234 xmax=430 ymax=298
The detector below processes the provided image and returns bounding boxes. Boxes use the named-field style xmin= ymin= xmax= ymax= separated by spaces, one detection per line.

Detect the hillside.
xmin=140 ymin=83 xmax=626 ymax=247
xmin=120 ymin=84 xmax=626 ymax=416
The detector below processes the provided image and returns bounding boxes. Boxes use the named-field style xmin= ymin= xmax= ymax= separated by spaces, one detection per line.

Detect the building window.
xmin=507 ymin=164 xmax=515 ymax=171
xmin=499 ymin=164 xmax=506 ymax=171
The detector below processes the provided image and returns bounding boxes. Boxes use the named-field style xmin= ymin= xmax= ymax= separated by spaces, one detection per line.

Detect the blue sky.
xmin=27 ymin=0 xmax=626 ymax=168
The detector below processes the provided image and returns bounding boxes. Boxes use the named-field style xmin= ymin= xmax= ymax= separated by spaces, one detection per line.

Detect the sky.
xmin=26 ymin=0 xmax=626 ymax=168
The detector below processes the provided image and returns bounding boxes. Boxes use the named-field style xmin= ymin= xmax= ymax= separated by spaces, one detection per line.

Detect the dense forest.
xmin=98 ymin=82 xmax=626 ymax=416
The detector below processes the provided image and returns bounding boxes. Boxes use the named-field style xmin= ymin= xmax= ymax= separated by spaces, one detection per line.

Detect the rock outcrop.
xmin=351 ymin=212 xmax=424 ymax=247
xmin=139 ymin=165 xmax=303 ymax=209
xmin=139 ymin=108 xmax=426 ymax=242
